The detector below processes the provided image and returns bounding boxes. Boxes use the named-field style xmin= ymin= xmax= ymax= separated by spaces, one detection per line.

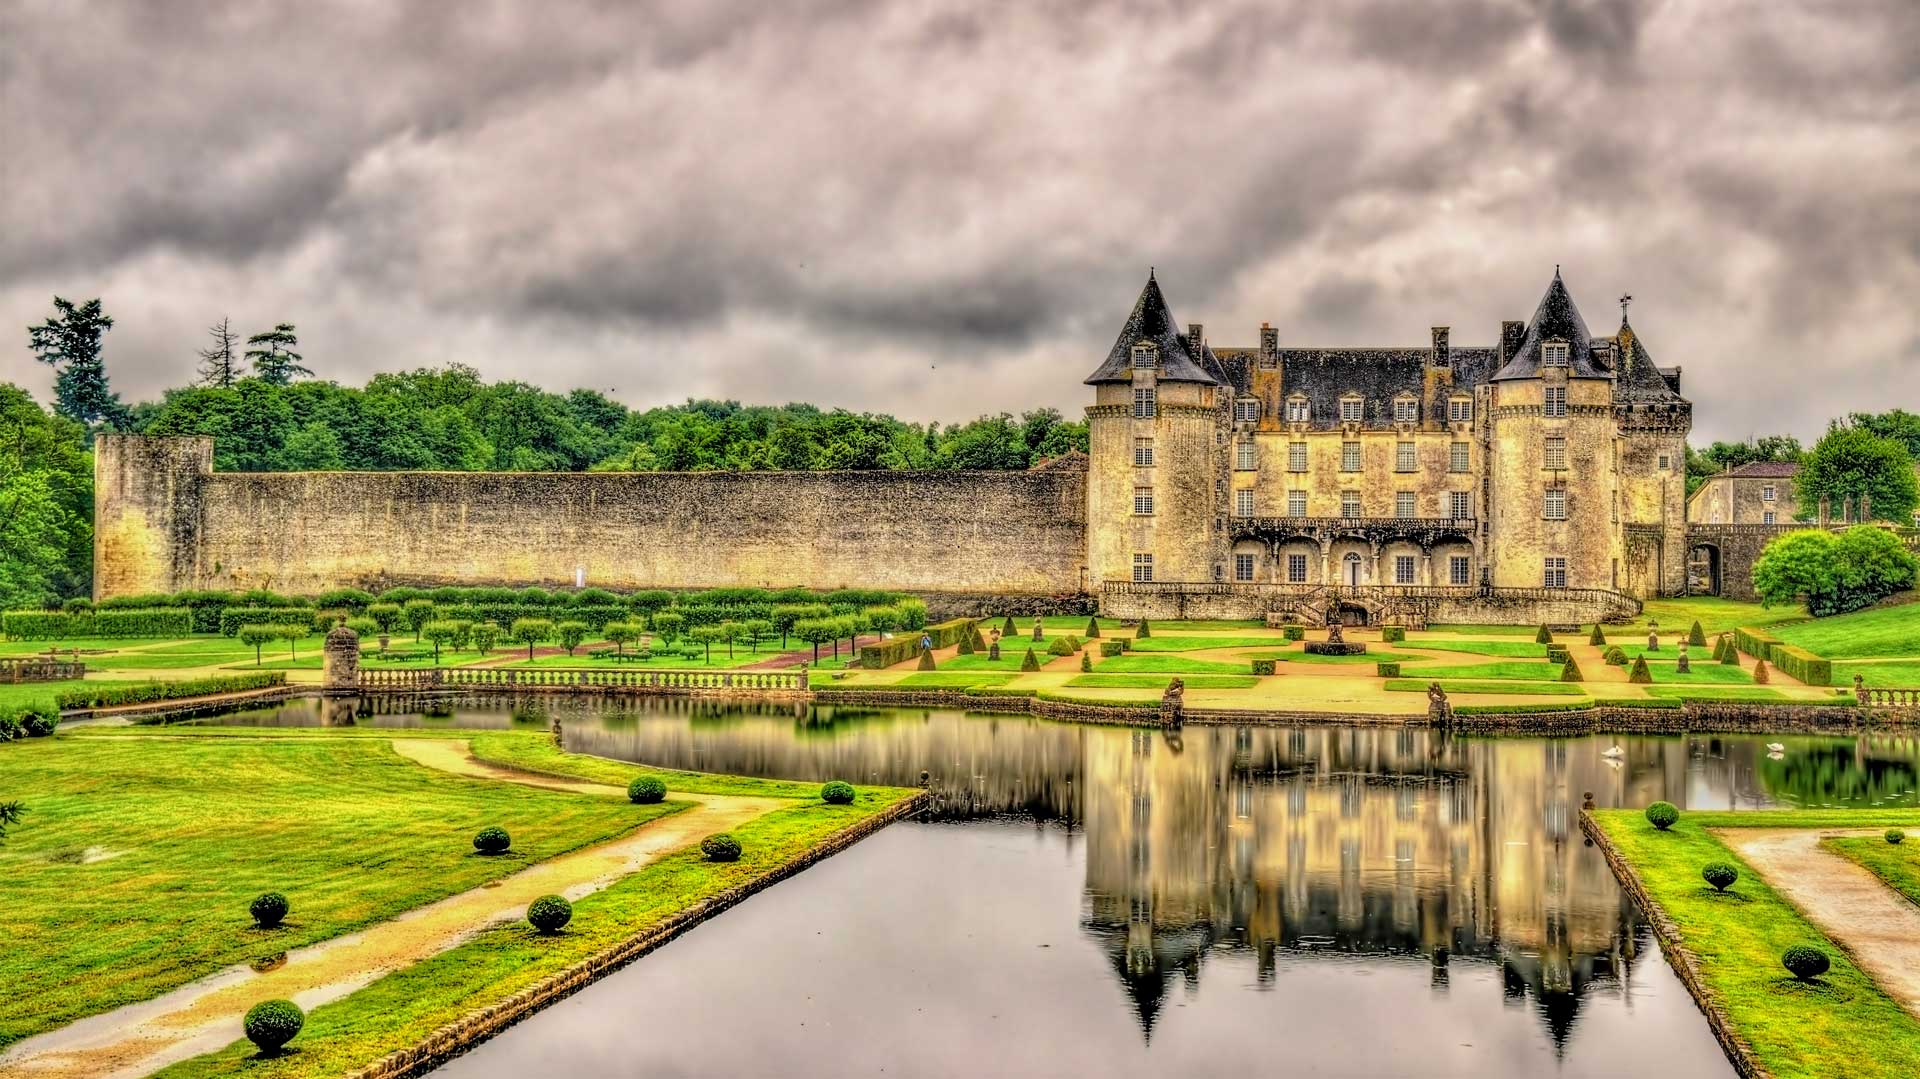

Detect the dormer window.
xmin=1542 ymin=340 xmax=1570 ymax=367
xmin=1285 ymin=396 xmax=1310 ymax=423
xmin=1130 ymin=342 xmax=1156 ymax=369
xmin=1392 ymin=395 xmax=1418 ymax=423
xmin=1234 ymin=397 xmax=1260 ymax=424
xmin=1339 ymin=395 xmax=1364 ymax=423
xmin=1448 ymin=397 xmax=1472 ymax=423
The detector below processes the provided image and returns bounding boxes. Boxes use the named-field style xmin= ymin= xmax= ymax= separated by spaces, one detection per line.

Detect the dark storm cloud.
xmin=1 ymin=0 xmax=1914 ymax=440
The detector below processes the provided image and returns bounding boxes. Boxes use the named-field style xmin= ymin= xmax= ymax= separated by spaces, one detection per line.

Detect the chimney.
xmin=1259 ymin=323 xmax=1278 ymax=368
xmin=1499 ymin=320 xmax=1525 ymax=365
xmin=1186 ymin=323 xmax=1204 ymax=361
xmin=1430 ymin=326 xmax=1450 ymax=368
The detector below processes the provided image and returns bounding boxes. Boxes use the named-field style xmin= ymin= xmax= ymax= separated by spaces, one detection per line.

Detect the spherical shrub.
xmin=473 ymin=826 xmax=511 ymax=854
xmin=701 ymin=833 xmax=742 ymax=862
xmin=1644 ymin=802 xmax=1680 ymax=830
xmin=820 ymin=781 xmax=856 ymax=805
xmin=526 ymin=894 xmax=573 ymax=933
xmin=1888 ymin=829 xmax=1906 ymax=845
xmin=1701 ymin=863 xmax=1739 ymax=892
xmin=243 ymin=999 xmax=305 ymax=1054
xmin=1781 ymin=945 xmax=1830 ymax=981
xmin=628 ymin=776 xmax=667 ymax=804
xmin=249 ymin=891 xmax=290 ymax=928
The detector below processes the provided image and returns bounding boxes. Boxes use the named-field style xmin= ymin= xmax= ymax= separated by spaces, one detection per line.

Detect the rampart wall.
xmin=95 ymin=436 xmax=1089 ymax=599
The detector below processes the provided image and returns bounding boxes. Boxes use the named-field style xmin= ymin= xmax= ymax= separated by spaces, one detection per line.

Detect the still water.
xmin=222 ymin=698 xmax=1920 ymax=1077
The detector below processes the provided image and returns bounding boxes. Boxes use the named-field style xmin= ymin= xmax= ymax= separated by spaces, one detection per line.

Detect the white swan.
xmin=1766 ymin=742 xmax=1785 ymax=753
xmin=1601 ymin=745 xmax=1625 ymax=759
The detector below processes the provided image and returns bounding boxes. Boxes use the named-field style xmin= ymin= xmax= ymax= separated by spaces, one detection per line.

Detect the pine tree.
xmin=27 ymin=296 xmax=128 ymax=427
xmin=195 ymin=317 xmax=243 ymax=387
xmin=245 ymin=323 xmax=311 ymax=385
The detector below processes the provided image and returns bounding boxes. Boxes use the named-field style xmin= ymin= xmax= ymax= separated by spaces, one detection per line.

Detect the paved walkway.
xmin=1716 ymin=827 xmax=1920 ymax=1018
xmin=0 ymin=740 xmax=784 ymax=1079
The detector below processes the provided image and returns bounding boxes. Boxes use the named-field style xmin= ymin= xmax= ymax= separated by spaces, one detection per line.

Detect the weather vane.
xmin=1619 ymin=293 xmax=1633 ymax=322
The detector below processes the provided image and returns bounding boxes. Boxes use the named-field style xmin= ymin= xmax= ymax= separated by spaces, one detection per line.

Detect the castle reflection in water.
xmin=254 ymin=696 xmax=1920 ymax=1046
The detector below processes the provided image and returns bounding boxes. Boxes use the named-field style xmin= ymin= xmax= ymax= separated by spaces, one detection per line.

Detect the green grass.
xmin=1633 ymin=686 xmax=1791 ymax=702
xmin=1394 ymin=659 xmax=1563 ymax=680
xmin=1840 ymin=660 xmax=1920 ymax=688
xmin=1264 ymin=649 xmax=1419 ymax=664
xmin=0 ymin=731 xmax=666 ymax=1049
xmin=1063 ymin=674 xmax=1258 ymax=690
xmin=489 ymin=645 xmax=791 ymax=670
xmin=1632 ymin=596 xmax=1807 ymax=636
xmin=1092 ymin=654 xmax=1252 ymax=674
xmin=155 ymin=792 xmax=916 ymax=1079
xmin=460 ymin=731 xmax=834 ymax=800
xmin=1127 ymin=635 xmax=1283 ymax=652
xmin=1397 ymin=639 xmax=1551 ymax=658
xmin=1772 ymin=600 xmax=1920 ymax=660
xmin=1822 ymin=836 xmax=1920 ymax=907
xmin=937 ymin=650 xmax=1053 ymax=671
xmin=1591 ymin=809 xmax=1920 ymax=1079
xmin=889 ymin=672 xmax=1015 ymax=689
xmin=1383 ymin=679 xmax=1583 ymax=696
xmin=1424 ymin=623 xmax=1537 ymax=636
xmin=0 ymin=680 xmax=115 ymax=715
xmin=1142 ymin=619 xmax=1269 ymax=631
xmin=0 ymin=637 xmax=193 ymax=655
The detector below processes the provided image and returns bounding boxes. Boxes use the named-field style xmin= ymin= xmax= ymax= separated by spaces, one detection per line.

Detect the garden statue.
xmin=1325 ymin=617 xmax=1345 ymax=646
xmin=1646 ymin=629 xmax=1659 ymax=652
xmin=1032 ymin=617 xmax=1044 ymax=641
xmin=1582 ymin=791 xmax=1596 ymax=810
xmin=1675 ymin=642 xmax=1690 ymax=673
xmin=1425 ymin=682 xmax=1453 ymax=726
xmin=1159 ymin=677 xmax=1186 ymax=729
xmin=1854 ymin=673 xmax=1866 ymax=702
xmin=988 ymin=640 xmax=1001 ymax=661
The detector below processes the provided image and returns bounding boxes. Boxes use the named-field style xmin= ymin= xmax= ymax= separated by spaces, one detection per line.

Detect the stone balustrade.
xmin=357 ymin=666 xmax=806 ymax=695
xmin=0 ymin=657 xmax=86 ymax=683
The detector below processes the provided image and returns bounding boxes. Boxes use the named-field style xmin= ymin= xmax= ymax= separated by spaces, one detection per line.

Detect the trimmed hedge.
xmin=1282 ymin=625 xmax=1305 ymax=641
xmin=1381 ymin=626 xmax=1405 ymax=643
xmin=1734 ymin=625 xmax=1780 ymax=660
xmin=55 ymin=672 xmax=286 ymax=711
xmin=1767 ymin=643 xmax=1830 ymax=686
xmin=627 ymin=776 xmax=667 ymax=804
xmin=1251 ymin=659 xmax=1276 ymax=675
xmin=858 ymin=617 xmax=976 ymax=669
xmin=821 ymin=780 xmax=856 ymax=805
xmin=3 ymin=607 xmax=194 ymax=639
xmin=1376 ymin=661 xmax=1401 ymax=677
xmin=1701 ymin=863 xmax=1739 ymax=892
xmin=1100 ymin=641 xmax=1123 ymax=657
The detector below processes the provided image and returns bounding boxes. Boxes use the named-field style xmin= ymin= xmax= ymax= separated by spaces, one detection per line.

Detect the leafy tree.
xmin=1846 ymin=409 xmax=1920 ymax=460
xmin=688 ymin=624 xmax=722 ymax=664
xmin=282 ymin=422 xmax=345 ymax=470
xmin=0 ymin=385 xmax=94 ymax=606
xmin=421 ymin=620 xmax=460 ymax=662
xmin=1752 ymin=527 xmax=1918 ymax=616
xmin=238 ymin=624 xmax=279 ymax=664
xmin=650 ymin=611 xmax=685 ymax=644
xmin=196 ymin=317 xmax=243 ymax=387
xmin=508 ymin=617 xmax=553 ymax=662
xmin=245 ymin=323 xmax=311 ymax=385
xmin=1796 ymin=425 xmax=1918 ymax=524
xmin=716 ymin=621 xmax=743 ymax=658
xmin=771 ymin=603 xmax=828 ymax=647
xmin=472 ymin=620 xmax=501 ymax=655
xmin=742 ymin=618 xmax=774 ymax=653
xmin=556 ymin=619 xmax=589 ymax=656
xmin=402 ymin=599 xmax=437 ymax=640
xmin=604 ymin=620 xmax=639 ymax=655
xmin=793 ymin=617 xmax=835 ymax=662
xmin=1685 ymin=436 xmax=1801 ymax=496
xmin=366 ymin=602 xmax=402 ymax=633
xmin=27 ymin=297 xmax=128 ymax=428
xmin=279 ymin=622 xmax=304 ymax=659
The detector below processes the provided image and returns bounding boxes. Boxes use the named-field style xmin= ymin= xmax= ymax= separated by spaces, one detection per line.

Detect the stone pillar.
xmin=323 ymin=625 xmax=361 ymax=696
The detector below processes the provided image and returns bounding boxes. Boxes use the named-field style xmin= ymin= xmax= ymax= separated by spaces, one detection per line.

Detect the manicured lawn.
xmin=1772 ymin=601 xmax=1920 ymax=660
xmin=939 ymin=650 xmax=1051 ymax=671
xmin=1841 ymin=660 xmax=1920 ymax=688
xmin=1635 ymin=686 xmax=1791 ymax=702
xmin=1129 ymin=635 xmax=1290 ymax=652
xmin=154 ymin=793 xmax=917 ymax=1079
xmin=1383 ymin=678 xmax=1582 ymax=696
xmin=1591 ymin=809 xmax=1920 ymax=1079
xmin=1822 ymin=835 xmax=1920 ymax=906
xmin=487 ymin=646 xmax=786 ymax=670
xmin=1397 ymin=639 xmax=1550 ymax=658
xmin=1424 ymin=623 xmax=1536 ymax=636
xmin=1064 ymin=674 xmax=1258 ymax=690
xmin=0 ymin=679 xmax=107 ymax=715
xmin=1144 ymin=619 xmax=1269 ymax=631
xmin=1093 ymin=654 xmax=1251 ymax=674
xmin=1269 ymin=649 xmax=1418 ymax=664
xmin=890 ymin=672 xmax=1015 ymax=689
xmin=0 ymin=731 xmax=665 ymax=1049
xmin=1632 ymin=596 xmax=1807 ymax=636
xmin=1395 ymin=659 xmax=1562 ymax=680
xmin=0 ymin=637 xmax=187 ymax=655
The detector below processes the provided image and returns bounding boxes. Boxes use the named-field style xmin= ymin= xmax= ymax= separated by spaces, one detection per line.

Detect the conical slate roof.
xmin=1612 ymin=318 xmax=1685 ymax=403
xmin=1493 ymin=269 xmax=1611 ymax=381
xmin=1084 ymin=271 xmax=1220 ymax=385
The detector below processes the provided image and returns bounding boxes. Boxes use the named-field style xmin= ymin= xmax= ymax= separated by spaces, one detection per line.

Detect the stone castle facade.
xmin=1086 ymin=269 xmax=1686 ymax=622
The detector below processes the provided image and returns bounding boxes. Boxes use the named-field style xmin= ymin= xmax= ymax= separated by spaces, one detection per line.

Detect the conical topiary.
xmin=1137 ymin=618 xmax=1152 ymax=639
xmin=957 ymin=629 xmax=975 ymax=655
xmin=1085 ymin=616 xmax=1101 ymax=639
xmin=1560 ymin=658 xmax=1584 ymax=682
xmin=1535 ymin=624 xmax=1553 ymax=644
xmin=1589 ymin=624 xmax=1606 ymax=646
xmin=917 ymin=648 xmax=936 ymax=671
xmin=1719 ymin=635 xmax=1739 ymax=665
xmin=1753 ymin=659 xmax=1770 ymax=684
xmin=1020 ymin=647 xmax=1040 ymax=672
xmin=1002 ymin=615 xmax=1016 ymax=637
xmin=1080 ymin=651 xmax=1092 ymax=672
xmin=1688 ymin=621 xmax=1707 ymax=647
xmin=1628 ymin=656 xmax=1652 ymax=684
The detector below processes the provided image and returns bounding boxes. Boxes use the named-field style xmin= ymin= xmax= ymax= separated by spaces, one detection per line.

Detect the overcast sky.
xmin=3 ymin=0 xmax=1915 ymax=443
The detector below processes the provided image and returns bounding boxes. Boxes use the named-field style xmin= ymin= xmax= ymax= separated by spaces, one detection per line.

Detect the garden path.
xmin=0 ymin=740 xmax=784 ymax=1079
xmin=1716 ymin=828 xmax=1920 ymax=1018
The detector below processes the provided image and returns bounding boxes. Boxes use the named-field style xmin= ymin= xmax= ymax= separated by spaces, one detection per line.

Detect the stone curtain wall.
xmin=95 ymin=436 xmax=1088 ymax=598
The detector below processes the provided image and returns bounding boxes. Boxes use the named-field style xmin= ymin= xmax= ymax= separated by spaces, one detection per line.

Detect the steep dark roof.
xmin=1210 ymin=345 xmax=1498 ymax=424
xmin=1613 ymin=319 xmax=1687 ymax=404
xmin=1727 ymin=460 xmax=1800 ymax=478
xmin=1493 ymin=269 xmax=1611 ymax=381
xmin=1084 ymin=272 xmax=1220 ymax=386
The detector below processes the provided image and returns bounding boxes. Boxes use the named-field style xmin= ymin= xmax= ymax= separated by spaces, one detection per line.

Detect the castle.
xmin=95 ymin=269 xmax=1685 ymax=625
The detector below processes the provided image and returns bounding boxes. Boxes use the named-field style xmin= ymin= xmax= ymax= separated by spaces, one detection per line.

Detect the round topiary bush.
xmin=526 ymin=894 xmax=573 ymax=934
xmin=473 ymin=826 xmax=511 ymax=854
xmin=1701 ymin=863 xmax=1739 ymax=892
xmin=628 ymin=776 xmax=667 ymax=804
xmin=1888 ymin=829 xmax=1906 ymax=845
xmin=1782 ymin=945 xmax=1830 ymax=981
xmin=1644 ymin=801 xmax=1680 ymax=830
xmin=249 ymin=891 xmax=290 ymax=928
xmin=701 ymin=833 xmax=742 ymax=862
xmin=820 ymin=780 xmax=856 ymax=805
xmin=243 ymin=999 xmax=305 ymax=1054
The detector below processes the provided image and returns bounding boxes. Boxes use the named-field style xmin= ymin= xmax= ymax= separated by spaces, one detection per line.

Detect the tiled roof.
xmin=1084 ymin=272 xmax=1219 ymax=385
xmin=1727 ymin=461 xmax=1800 ymax=478
xmin=1493 ymin=269 xmax=1612 ymax=381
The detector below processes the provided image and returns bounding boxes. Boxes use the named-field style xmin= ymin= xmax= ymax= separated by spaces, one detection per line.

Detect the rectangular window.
xmin=1341 ymin=491 xmax=1361 ymax=518
xmin=1235 ymin=398 xmax=1260 ymax=423
xmin=1449 ymin=491 xmax=1471 ymax=519
xmin=1395 ymin=491 xmax=1416 ymax=519
xmin=1395 ymin=441 xmax=1416 ymax=471
xmin=1543 ymin=342 xmax=1570 ymax=367
xmin=1236 ymin=441 xmax=1256 ymax=470
xmin=1134 ymin=486 xmax=1154 ymax=515
xmin=1288 ymin=441 xmax=1307 ymax=471
xmin=1763 ymin=510 xmax=1776 ymax=525
xmin=1394 ymin=398 xmax=1418 ymax=422
xmin=1233 ymin=553 xmax=1255 ymax=582
xmin=1449 ymin=555 xmax=1470 ymax=585
xmin=1544 ymin=488 xmax=1567 ymax=520
xmin=1133 ymin=438 xmax=1154 ymax=468
xmin=1286 ymin=398 xmax=1309 ymax=423
xmin=1544 ymin=386 xmax=1566 ymax=417
xmin=1448 ymin=398 xmax=1472 ymax=423
xmin=1449 ymin=442 xmax=1469 ymax=472
xmin=1543 ymin=557 xmax=1567 ymax=589
xmin=1341 ymin=441 xmax=1361 ymax=471
xmin=1234 ymin=489 xmax=1254 ymax=518
xmin=1287 ymin=553 xmax=1308 ymax=583
xmin=1287 ymin=489 xmax=1307 ymax=516
xmin=1132 ymin=553 xmax=1154 ymax=583
xmin=1133 ymin=386 xmax=1156 ymax=418
xmin=1131 ymin=345 xmax=1155 ymax=369
xmin=1762 ymin=485 xmax=1776 ymax=501
xmin=1658 ymin=454 xmax=1671 ymax=470
xmin=1394 ymin=555 xmax=1415 ymax=584
xmin=1340 ymin=398 xmax=1363 ymax=423
xmin=1544 ymin=436 xmax=1566 ymax=470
